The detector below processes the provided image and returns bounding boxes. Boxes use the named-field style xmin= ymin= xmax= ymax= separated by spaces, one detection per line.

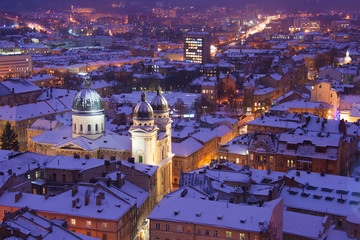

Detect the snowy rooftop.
xmin=281 ymin=170 xmax=360 ymax=217
xmin=283 ymin=211 xmax=327 ymax=239
xmin=1 ymin=209 xmax=96 ymax=240
xmin=0 ymin=183 xmax=134 ymax=221
xmin=148 ymin=196 xmax=282 ymax=232
xmin=172 ymin=137 xmax=203 ymax=157
xmin=109 ymin=91 xmax=200 ymax=108
xmin=0 ymin=79 xmax=40 ymax=95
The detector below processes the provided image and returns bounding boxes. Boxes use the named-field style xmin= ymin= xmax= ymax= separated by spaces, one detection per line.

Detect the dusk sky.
xmin=0 ymin=0 xmax=359 ymax=12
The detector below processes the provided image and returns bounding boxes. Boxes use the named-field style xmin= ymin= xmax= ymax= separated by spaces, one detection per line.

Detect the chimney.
xmin=15 ymin=192 xmax=22 ymax=203
xmin=128 ymin=157 xmax=135 ymax=164
xmin=84 ymin=194 xmax=90 ymax=206
xmin=72 ymin=186 xmax=78 ymax=197
xmin=98 ymin=192 xmax=105 ymax=199
xmin=116 ymin=172 xmax=123 ymax=188
xmin=96 ymin=195 xmax=102 ymax=206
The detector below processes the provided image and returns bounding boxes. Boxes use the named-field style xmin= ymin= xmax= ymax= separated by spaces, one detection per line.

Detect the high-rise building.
xmin=0 ymin=55 xmax=33 ymax=79
xmin=183 ymin=32 xmax=211 ymax=64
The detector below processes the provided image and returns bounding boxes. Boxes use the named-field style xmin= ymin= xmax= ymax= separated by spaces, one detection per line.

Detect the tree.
xmin=0 ymin=122 xmax=20 ymax=151
xmin=174 ymin=98 xmax=186 ymax=117
xmin=314 ymin=104 xmax=328 ymax=119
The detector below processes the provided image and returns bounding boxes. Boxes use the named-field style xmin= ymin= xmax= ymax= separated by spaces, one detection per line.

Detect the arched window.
xmin=74 ymin=123 xmax=76 ymax=131
xmin=144 ymin=123 xmax=147 ymax=126
xmin=80 ymin=124 xmax=83 ymax=132
xmin=101 ymin=123 xmax=104 ymax=131
xmin=88 ymin=124 xmax=91 ymax=132
xmin=95 ymin=124 xmax=98 ymax=131
xmin=139 ymin=156 xmax=143 ymax=163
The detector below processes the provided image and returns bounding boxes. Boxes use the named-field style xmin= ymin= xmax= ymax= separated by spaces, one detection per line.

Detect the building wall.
xmin=149 ymin=219 xmax=266 ymax=240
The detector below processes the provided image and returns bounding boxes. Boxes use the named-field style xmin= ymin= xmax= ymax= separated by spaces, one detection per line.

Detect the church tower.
xmin=129 ymin=92 xmax=158 ymax=165
xmin=150 ymin=87 xmax=173 ymax=157
xmin=71 ymin=77 xmax=105 ymax=140
xmin=129 ymin=91 xmax=173 ymax=202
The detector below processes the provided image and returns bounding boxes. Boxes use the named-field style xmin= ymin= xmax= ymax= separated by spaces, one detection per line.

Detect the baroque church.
xmin=29 ymin=78 xmax=173 ymax=200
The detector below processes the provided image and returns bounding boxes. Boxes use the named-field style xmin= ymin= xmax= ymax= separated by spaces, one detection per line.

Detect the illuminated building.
xmin=0 ymin=55 xmax=33 ymax=79
xmin=183 ymin=32 xmax=211 ymax=64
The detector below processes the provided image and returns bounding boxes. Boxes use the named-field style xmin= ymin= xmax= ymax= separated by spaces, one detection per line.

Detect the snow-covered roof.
xmin=283 ymin=211 xmax=328 ymax=239
xmin=172 ymin=137 xmax=203 ymax=157
xmin=281 ymin=170 xmax=360 ymax=217
xmin=0 ymin=79 xmax=40 ymax=94
xmin=0 ymin=183 xmax=134 ymax=221
xmin=148 ymin=196 xmax=282 ymax=232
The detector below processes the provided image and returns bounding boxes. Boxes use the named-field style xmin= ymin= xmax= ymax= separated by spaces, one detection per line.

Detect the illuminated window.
xmin=71 ymin=218 xmax=76 ymax=225
xmin=102 ymin=222 xmax=108 ymax=229
xmin=86 ymin=220 xmax=92 ymax=227
xmin=240 ymin=233 xmax=245 ymax=240
xmin=226 ymin=231 xmax=232 ymax=239
xmin=287 ymin=160 xmax=294 ymax=168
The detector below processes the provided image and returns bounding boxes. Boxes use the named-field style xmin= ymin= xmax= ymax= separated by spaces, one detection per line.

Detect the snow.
xmin=0 ymin=79 xmax=40 ymax=94
xmin=172 ymin=137 xmax=203 ymax=157
xmin=283 ymin=211 xmax=326 ymax=239
xmin=148 ymin=196 xmax=282 ymax=232
xmin=280 ymin=170 xmax=360 ymax=217
xmin=0 ymin=183 xmax=133 ymax=221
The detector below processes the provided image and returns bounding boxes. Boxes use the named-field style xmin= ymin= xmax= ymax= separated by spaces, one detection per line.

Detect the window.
xmin=269 ymin=156 xmax=274 ymax=163
xmin=187 ymin=226 xmax=191 ymax=233
xmin=102 ymin=234 xmax=107 ymax=240
xmin=166 ymin=224 xmax=170 ymax=231
xmin=236 ymin=158 xmax=240 ymax=164
xmin=239 ymin=233 xmax=245 ymax=240
xmin=86 ymin=220 xmax=91 ymax=227
xmin=197 ymin=228 xmax=201 ymax=235
xmin=52 ymin=173 xmax=56 ymax=182
xmin=88 ymin=124 xmax=91 ymax=132
xmin=287 ymin=160 xmax=294 ymax=168
xmin=87 ymin=231 xmax=91 ymax=236
xmin=74 ymin=124 xmax=76 ymax=131
xmin=102 ymin=222 xmax=108 ymax=229
xmin=226 ymin=231 xmax=232 ymax=239
xmin=250 ymin=154 xmax=254 ymax=161
xmin=70 ymin=218 xmax=76 ymax=225
xmin=27 ymin=174 xmax=31 ymax=179
xmin=205 ymin=229 xmax=209 ymax=236
xmin=96 ymin=124 xmax=98 ymax=131
xmin=156 ymin=223 xmax=160 ymax=230
xmin=214 ymin=230 xmax=218 ymax=237
xmin=176 ymin=225 xmax=182 ymax=233
xmin=35 ymin=171 xmax=40 ymax=178
xmin=3 ymin=210 xmax=7 ymax=215
xmin=139 ymin=156 xmax=143 ymax=163
xmin=80 ymin=124 xmax=83 ymax=131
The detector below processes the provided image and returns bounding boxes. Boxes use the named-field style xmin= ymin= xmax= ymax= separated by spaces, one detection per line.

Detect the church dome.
xmin=151 ymin=87 xmax=169 ymax=113
xmin=133 ymin=92 xmax=154 ymax=120
xmin=72 ymin=88 xmax=104 ymax=114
